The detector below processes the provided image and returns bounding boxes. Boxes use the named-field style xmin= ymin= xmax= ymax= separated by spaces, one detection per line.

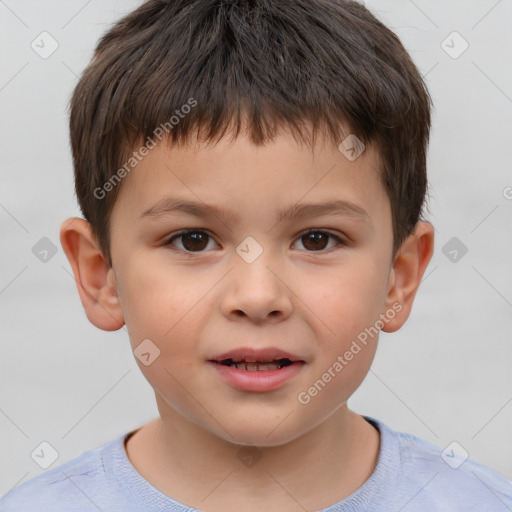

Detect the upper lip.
xmin=209 ymin=347 xmax=304 ymax=363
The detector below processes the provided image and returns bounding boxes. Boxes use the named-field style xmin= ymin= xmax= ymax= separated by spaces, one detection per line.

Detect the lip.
xmin=207 ymin=360 xmax=305 ymax=392
xmin=210 ymin=347 xmax=304 ymax=363
xmin=207 ymin=346 xmax=306 ymax=393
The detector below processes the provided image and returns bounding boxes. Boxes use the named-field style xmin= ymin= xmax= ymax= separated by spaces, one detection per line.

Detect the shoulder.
xmin=378 ymin=419 xmax=512 ymax=511
xmin=0 ymin=435 xmax=126 ymax=512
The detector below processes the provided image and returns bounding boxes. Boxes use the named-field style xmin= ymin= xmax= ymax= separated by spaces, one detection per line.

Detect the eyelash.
xmin=163 ymin=229 xmax=347 ymax=255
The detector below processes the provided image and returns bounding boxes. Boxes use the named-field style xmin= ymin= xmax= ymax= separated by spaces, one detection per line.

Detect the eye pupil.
xmin=302 ymin=232 xmax=328 ymax=251
xmin=182 ymin=232 xmax=208 ymax=251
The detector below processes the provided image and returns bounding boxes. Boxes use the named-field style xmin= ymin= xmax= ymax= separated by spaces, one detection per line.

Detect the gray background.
xmin=1 ymin=0 xmax=511 ymax=498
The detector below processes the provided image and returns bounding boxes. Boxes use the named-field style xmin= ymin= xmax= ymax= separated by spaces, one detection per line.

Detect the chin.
xmin=212 ymin=420 xmax=307 ymax=448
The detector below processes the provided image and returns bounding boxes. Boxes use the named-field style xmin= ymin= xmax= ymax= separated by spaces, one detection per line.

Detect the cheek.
xmin=117 ymin=262 xmax=216 ymax=387
xmin=118 ymin=262 xmax=202 ymax=347
xmin=292 ymin=341 xmax=377 ymax=436
xmin=311 ymin=261 xmax=386 ymax=340
xmin=300 ymin=258 xmax=386 ymax=397
xmin=136 ymin=356 xmax=202 ymax=424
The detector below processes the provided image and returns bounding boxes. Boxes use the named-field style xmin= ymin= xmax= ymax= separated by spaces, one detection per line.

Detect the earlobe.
xmin=59 ymin=217 xmax=125 ymax=331
xmin=381 ymin=221 xmax=435 ymax=333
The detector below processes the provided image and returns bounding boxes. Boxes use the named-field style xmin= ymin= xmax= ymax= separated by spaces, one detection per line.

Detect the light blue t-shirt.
xmin=1 ymin=416 xmax=511 ymax=511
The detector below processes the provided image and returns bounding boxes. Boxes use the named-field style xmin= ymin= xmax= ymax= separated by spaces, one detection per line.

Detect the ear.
xmin=381 ymin=221 xmax=434 ymax=333
xmin=60 ymin=217 xmax=125 ymax=331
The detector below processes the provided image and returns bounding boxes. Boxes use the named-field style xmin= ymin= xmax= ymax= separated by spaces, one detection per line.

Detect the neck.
xmin=125 ymin=402 xmax=379 ymax=512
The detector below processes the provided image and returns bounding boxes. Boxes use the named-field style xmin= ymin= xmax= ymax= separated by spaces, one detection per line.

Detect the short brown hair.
xmin=69 ymin=0 xmax=432 ymax=267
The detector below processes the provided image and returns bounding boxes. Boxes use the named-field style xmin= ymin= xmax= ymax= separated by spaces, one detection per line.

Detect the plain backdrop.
xmin=1 ymin=0 xmax=511 ymax=498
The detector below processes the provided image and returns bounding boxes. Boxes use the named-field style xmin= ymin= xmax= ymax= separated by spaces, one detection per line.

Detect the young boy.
xmin=2 ymin=0 xmax=511 ymax=510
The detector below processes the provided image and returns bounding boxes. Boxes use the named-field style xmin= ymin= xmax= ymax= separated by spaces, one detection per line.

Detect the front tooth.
xmin=230 ymin=362 xmax=282 ymax=370
xmin=257 ymin=363 xmax=280 ymax=370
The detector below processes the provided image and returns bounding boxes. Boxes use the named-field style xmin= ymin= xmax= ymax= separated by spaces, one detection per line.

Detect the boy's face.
xmin=66 ymin=128 xmax=433 ymax=446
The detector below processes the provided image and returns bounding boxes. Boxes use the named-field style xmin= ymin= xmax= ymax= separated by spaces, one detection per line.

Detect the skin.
xmin=60 ymin=126 xmax=434 ymax=512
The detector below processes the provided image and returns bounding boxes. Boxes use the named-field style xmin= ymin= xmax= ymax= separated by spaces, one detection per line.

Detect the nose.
xmin=220 ymin=251 xmax=293 ymax=324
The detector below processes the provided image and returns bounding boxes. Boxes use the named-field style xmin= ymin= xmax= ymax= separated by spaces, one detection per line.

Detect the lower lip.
xmin=208 ymin=361 xmax=305 ymax=392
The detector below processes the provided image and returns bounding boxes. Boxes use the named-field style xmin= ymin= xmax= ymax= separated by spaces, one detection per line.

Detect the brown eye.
xmin=166 ymin=230 xmax=216 ymax=253
xmin=293 ymin=230 xmax=344 ymax=252
xmin=301 ymin=232 xmax=329 ymax=251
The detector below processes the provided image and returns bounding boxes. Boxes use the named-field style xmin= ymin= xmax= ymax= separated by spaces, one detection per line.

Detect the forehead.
xmin=112 ymin=129 xmax=389 ymax=228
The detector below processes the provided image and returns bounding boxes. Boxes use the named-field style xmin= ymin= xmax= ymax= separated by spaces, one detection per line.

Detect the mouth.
xmin=215 ymin=358 xmax=295 ymax=371
xmin=209 ymin=347 xmax=305 ymax=371
xmin=208 ymin=347 xmax=305 ymax=391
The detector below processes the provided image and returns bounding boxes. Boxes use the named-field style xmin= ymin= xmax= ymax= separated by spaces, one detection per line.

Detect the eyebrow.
xmin=140 ymin=197 xmax=371 ymax=225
